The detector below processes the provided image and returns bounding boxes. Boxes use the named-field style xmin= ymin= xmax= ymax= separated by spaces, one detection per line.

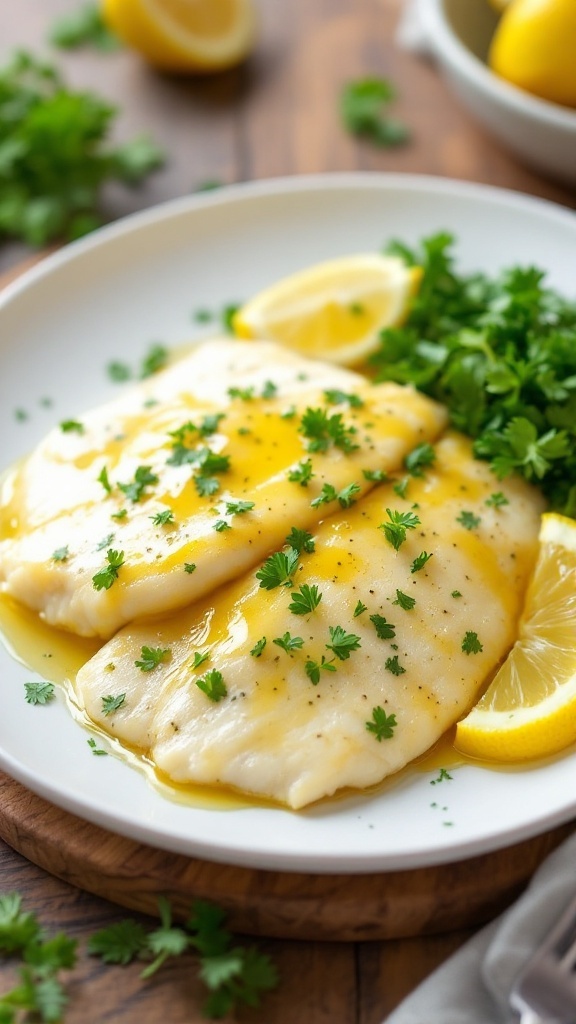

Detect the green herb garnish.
xmin=366 ymin=706 xmax=397 ymax=741
xmin=341 ymin=77 xmax=409 ymax=147
xmin=24 ymin=681 xmax=55 ymax=706
xmin=135 ymin=646 xmax=170 ymax=672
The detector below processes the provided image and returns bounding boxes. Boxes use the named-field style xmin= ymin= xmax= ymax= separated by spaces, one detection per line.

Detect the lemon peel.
xmin=233 ymin=254 xmax=421 ymax=368
xmin=455 ymin=512 xmax=576 ymax=762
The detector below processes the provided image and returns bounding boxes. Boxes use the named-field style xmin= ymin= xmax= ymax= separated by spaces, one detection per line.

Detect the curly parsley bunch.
xmin=371 ymin=232 xmax=576 ymax=516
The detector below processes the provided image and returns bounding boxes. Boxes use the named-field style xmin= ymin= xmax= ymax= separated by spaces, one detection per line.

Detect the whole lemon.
xmin=489 ymin=0 xmax=576 ymax=108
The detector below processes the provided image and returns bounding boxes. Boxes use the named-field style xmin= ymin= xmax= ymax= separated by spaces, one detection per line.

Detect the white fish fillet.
xmin=75 ymin=433 xmax=544 ymax=808
xmin=0 ymin=339 xmax=447 ymax=638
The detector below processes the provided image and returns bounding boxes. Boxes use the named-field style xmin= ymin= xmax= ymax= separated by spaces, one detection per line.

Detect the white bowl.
xmin=419 ymin=0 xmax=576 ymax=188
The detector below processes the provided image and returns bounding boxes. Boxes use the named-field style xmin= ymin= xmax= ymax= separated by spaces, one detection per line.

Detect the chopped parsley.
xmin=92 ymin=549 xmax=125 ymax=590
xmin=24 ymin=681 xmax=55 ymax=706
xmin=96 ymin=533 xmax=115 ymax=551
xmin=353 ymin=600 xmax=367 ymax=617
xmin=97 ymin=465 xmax=112 ymax=493
xmin=51 ymin=545 xmax=69 ymax=562
xmin=140 ymin=344 xmax=168 ymax=379
xmin=456 ymin=510 xmax=481 ymax=531
xmin=150 ymin=508 xmax=174 ymax=526
xmin=486 ymin=491 xmax=509 ymax=508
xmin=195 ymin=669 xmax=227 ymax=702
xmin=385 ymin=655 xmax=406 ymax=676
xmin=305 ymin=656 xmax=336 ymax=684
xmin=462 ymin=631 xmax=483 ymax=655
xmin=323 ymin=389 xmax=364 ymax=408
xmin=87 ymin=737 xmax=108 ymax=756
xmin=118 ymin=465 xmax=158 ymax=503
xmin=287 ymin=458 xmax=315 ymax=487
xmin=366 ymin=706 xmax=397 ymax=741
xmin=213 ymin=519 xmax=231 ymax=532
xmin=288 ymin=584 xmax=322 ymax=615
xmin=284 ymin=527 xmax=315 ymax=554
xmin=256 ymin=548 xmax=299 ymax=590
xmin=451 ymin=590 xmax=462 ymax=598
xmin=326 ymin=625 xmax=361 ymax=661
xmin=273 ymin=632 xmax=304 ymax=653
xmin=411 ymin=551 xmax=433 ymax=573
xmin=310 ymin=483 xmax=337 ymax=509
xmin=363 ymin=468 xmax=389 ymax=483
xmin=311 ymin=482 xmax=361 ymax=509
xmin=101 ymin=693 xmax=126 ymax=715
xmin=134 ymin=646 xmax=170 ymax=672
xmin=184 ymin=562 xmax=196 ymax=574
xmin=191 ymin=651 xmax=210 ymax=669
xmin=300 ymin=407 xmax=359 ymax=454
xmin=261 ymin=379 xmax=278 ymax=399
xmin=404 ymin=442 xmax=436 ymax=477
xmin=393 ymin=589 xmax=416 ymax=610
xmin=59 ymin=419 xmax=84 ymax=434
xmin=224 ymin=499 xmax=255 ymax=515
xmin=380 ymin=508 xmax=421 ymax=551
xmin=369 ymin=614 xmax=396 ymax=640
xmin=250 ymin=637 xmax=267 ymax=658
xmin=227 ymin=386 xmax=254 ymax=401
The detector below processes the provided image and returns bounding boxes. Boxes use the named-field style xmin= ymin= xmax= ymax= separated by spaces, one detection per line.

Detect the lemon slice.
xmin=233 ymin=254 xmax=421 ymax=367
xmin=455 ymin=512 xmax=576 ymax=762
xmin=101 ymin=0 xmax=257 ymax=73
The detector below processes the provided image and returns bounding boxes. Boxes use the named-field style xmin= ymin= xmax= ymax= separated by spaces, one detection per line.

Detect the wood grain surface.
xmin=2 ymin=772 xmax=574 ymax=945
xmin=1 ymin=1 xmax=575 ymax=1021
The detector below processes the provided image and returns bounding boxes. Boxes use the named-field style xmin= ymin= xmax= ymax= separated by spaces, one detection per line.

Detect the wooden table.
xmin=0 ymin=2 xmax=575 ymax=1021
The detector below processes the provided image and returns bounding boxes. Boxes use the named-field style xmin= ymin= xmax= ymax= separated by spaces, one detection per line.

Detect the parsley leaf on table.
xmin=0 ymin=893 xmax=278 ymax=1022
xmin=48 ymin=3 xmax=121 ymax=51
xmin=0 ymin=51 xmax=164 ymax=246
xmin=341 ymin=78 xmax=410 ymax=147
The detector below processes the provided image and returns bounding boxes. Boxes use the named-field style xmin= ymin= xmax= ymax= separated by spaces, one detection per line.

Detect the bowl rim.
xmin=420 ymin=0 xmax=576 ymax=129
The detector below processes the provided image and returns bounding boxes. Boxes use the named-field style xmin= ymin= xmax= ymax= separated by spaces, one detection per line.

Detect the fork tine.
xmin=510 ymin=893 xmax=576 ymax=1023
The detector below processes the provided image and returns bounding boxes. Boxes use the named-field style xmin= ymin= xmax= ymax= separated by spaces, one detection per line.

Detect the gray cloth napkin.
xmin=384 ymin=831 xmax=576 ymax=1023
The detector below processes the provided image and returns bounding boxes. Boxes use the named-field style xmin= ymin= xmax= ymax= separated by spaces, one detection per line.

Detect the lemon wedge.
xmin=233 ymin=254 xmax=421 ymax=367
xmin=455 ymin=512 xmax=576 ymax=762
xmin=488 ymin=0 xmax=576 ymax=108
xmin=101 ymin=0 xmax=257 ymax=73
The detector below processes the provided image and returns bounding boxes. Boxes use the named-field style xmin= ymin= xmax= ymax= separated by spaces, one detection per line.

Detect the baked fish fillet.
xmin=75 ymin=433 xmax=544 ymax=808
xmin=0 ymin=339 xmax=446 ymax=638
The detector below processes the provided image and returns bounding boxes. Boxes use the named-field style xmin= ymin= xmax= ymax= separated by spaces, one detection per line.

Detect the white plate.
xmin=1 ymin=173 xmax=575 ymax=874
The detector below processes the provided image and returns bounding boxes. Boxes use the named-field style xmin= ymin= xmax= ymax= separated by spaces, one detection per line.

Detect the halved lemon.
xmin=455 ymin=512 xmax=576 ymax=762
xmin=233 ymin=254 xmax=421 ymax=367
xmin=101 ymin=0 xmax=257 ymax=73
xmin=488 ymin=0 xmax=576 ymax=108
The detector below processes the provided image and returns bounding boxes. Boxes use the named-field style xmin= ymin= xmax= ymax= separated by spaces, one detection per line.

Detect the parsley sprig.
xmin=0 ymin=893 xmax=278 ymax=1022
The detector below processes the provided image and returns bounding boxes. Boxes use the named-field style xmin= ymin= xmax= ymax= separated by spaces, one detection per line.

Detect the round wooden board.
xmin=1 ymin=772 xmax=574 ymax=942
